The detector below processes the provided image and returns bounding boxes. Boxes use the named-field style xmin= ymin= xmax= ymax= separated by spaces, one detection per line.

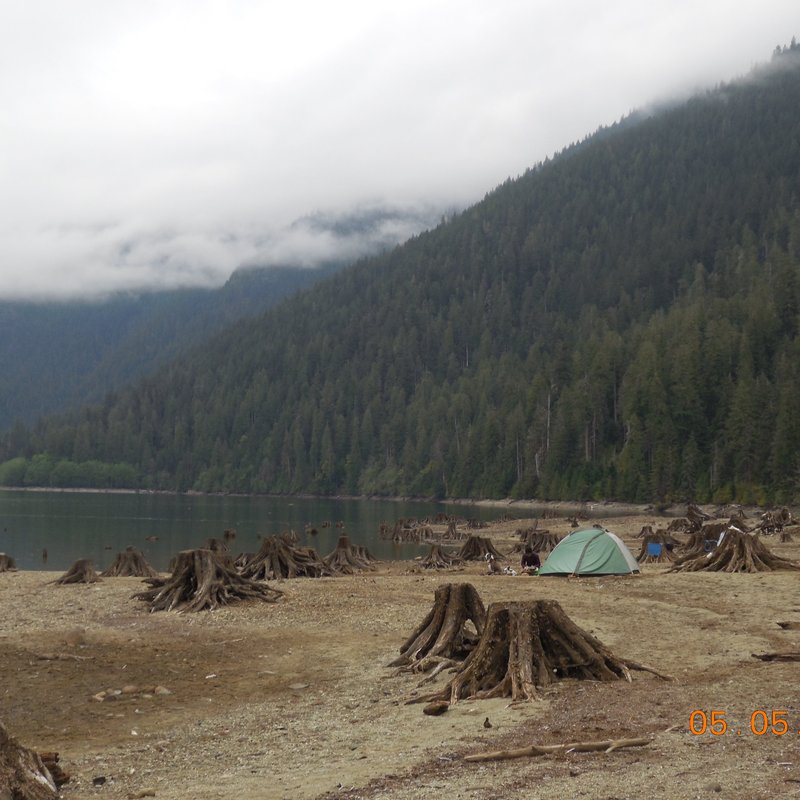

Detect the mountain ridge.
xmin=4 ymin=43 xmax=800 ymax=504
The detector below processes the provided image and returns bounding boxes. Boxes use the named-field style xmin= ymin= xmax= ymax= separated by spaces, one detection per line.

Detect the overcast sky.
xmin=0 ymin=1 xmax=797 ymax=300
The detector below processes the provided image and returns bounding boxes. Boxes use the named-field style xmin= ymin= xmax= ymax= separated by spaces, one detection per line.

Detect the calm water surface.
xmin=0 ymin=490 xmax=515 ymax=571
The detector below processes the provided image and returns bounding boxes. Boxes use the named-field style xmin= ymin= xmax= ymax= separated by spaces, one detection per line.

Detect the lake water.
xmin=0 ymin=490 xmax=517 ymax=571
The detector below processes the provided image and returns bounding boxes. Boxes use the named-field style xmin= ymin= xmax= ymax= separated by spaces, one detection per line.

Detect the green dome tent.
xmin=539 ymin=528 xmax=640 ymax=576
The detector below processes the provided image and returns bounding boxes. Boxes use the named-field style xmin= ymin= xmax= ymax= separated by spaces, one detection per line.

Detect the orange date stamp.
xmin=690 ymin=709 xmax=792 ymax=736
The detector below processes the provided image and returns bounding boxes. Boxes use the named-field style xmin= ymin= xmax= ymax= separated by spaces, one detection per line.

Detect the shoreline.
xmin=0 ymin=484 xmax=664 ymax=515
xmin=0 ymin=483 xmax=777 ymax=520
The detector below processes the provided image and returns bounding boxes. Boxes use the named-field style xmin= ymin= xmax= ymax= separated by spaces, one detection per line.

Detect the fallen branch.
xmin=752 ymin=651 xmax=800 ymax=662
xmin=464 ymin=736 xmax=653 ymax=763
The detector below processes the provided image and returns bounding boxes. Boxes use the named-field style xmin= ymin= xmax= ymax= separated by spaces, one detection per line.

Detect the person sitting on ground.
xmin=520 ymin=545 xmax=541 ymax=575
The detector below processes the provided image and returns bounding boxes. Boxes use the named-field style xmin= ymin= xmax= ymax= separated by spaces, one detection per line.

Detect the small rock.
xmin=154 ymin=686 xmax=171 ymax=696
xmin=423 ymin=701 xmax=449 ymax=716
xmin=65 ymin=628 xmax=87 ymax=647
xmin=92 ymin=692 xmax=106 ymax=702
xmin=92 ymin=776 xmax=107 ymax=786
xmin=122 ymin=685 xmax=139 ymax=694
xmin=288 ymin=683 xmax=309 ymax=690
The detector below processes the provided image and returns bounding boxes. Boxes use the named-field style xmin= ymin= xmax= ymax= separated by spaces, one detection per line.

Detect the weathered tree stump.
xmin=457 ymin=535 xmax=504 ymax=561
xmin=636 ymin=531 xmax=678 ymax=564
xmin=222 ymin=528 xmax=237 ymax=544
xmin=670 ymin=528 xmax=800 ymax=573
xmin=134 ymin=549 xmax=283 ymax=612
xmin=234 ymin=552 xmax=256 ymax=570
xmin=687 ymin=503 xmax=713 ymax=525
xmin=240 ymin=536 xmax=331 ymax=580
xmin=204 ymin=537 xmax=230 ymax=555
xmin=52 ymin=559 xmax=100 ymax=585
xmin=666 ymin=517 xmax=690 ymax=533
xmin=101 ymin=546 xmax=159 ymax=578
xmin=389 ymin=583 xmax=485 ymax=672
xmin=413 ymin=599 xmax=669 ymax=705
xmin=354 ymin=544 xmax=377 ymax=563
xmin=323 ymin=535 xmax=375 ymax=574
xmin=0 ymin=553 xmax=17 ymax=572
xmin=510 ymin=529 xmax=561 ymax=555
xmin=441 ymin=520 xmax=468 ymax=541
xmin=380 ymin=519 xmax=432 ymax=542
xmin=278 ymin=529 xmax=298 ymax=544
xmin=0 ymin=720 xmax=58 ymax=799
xmin=420 ymin=544 xmax=462 ymax=570
xmin=681 ymin=521 xmax=729 ymax=556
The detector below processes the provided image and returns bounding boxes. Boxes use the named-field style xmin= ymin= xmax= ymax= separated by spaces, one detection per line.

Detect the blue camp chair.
xmin=646 ymin=542 xmax=662 ymax=558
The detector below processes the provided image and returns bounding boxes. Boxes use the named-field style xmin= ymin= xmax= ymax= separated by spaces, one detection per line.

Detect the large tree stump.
xmin=457 ymin=535 xmax=504 ymax=561
xmin=52 ymin=559 xmax=100 ymax=585
xmin=240 ymin=536 xmax=331 ymax=580
xmin=323 ymin=535 xmax=375 ymax=574
xmin=134 ymin=549 xmax=283 ymax=612
xmin=389 ymin=583 xmax=486 ymax=673
xmin=0 ymin=720 xmax=58 ymax=799
xmin=0 ymin=553 xmax=17 ymax=572
xmin=670 ymin=528 xmax=800 ymax=573
xmin=101 ymin=546 xmax=159 ymax=578
xmin=681 ymin=521 xmax=728 ymax=556
xmin=510 ymin=529 xmax=561 ymax=555
xmin=420 ymin=544 xmax=462 ymax=570
xmin=204 ymin=537 xmax=230 ymax=555
xmin=441 ymin=519 xmax=468 ymax=541
xmin=414 ymin=599 xmax=668 ymax=705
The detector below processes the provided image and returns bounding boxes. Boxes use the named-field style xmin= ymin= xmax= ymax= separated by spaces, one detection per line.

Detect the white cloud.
xmin=0 ymin=0 xmax=796 ymax=299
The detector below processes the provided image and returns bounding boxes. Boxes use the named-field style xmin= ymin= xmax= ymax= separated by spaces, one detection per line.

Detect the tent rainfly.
xmin=539 ymin=528 xmax=640 ymax=576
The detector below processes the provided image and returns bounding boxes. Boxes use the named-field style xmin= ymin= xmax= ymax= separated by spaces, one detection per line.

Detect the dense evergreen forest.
xmin=3 ymin=43 xmax=800 ymax=504
xmin=0 ymin=263 xmax=341 ymax=429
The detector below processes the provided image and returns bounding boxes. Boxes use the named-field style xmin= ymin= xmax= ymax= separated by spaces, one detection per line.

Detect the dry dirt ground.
xmin=2 ymin=512 xmax=800 ymax=799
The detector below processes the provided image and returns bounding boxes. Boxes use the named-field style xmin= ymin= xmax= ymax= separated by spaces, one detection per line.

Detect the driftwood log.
xmin=52 ymin=559 xmax=100 ymax=585
xmin=389 ymin=583 xmax=485 ymax=672
xmin=101 ymin=546 xmax=159 ymax=578
xmin=412 ymin=599 xmax=671 ymax=705
xmin=323 ymin=535 xmax=375 ymax=574
xmin=458 ymin=536 xmax=504 ymax=562
xmin=464 ymin=736 xmax=654 ymax=762
xmin=670 ymin=528 xmax=800 ymax=573
xmin=752 ymin=651 xmax=800 ymax=662
xmin=0 ymin=553 xmax=17 ymax=572
xmin=0 ymin=720 xmax=58 ymax=799
xmin=240 ymin=536 xmax=330 ymax=580
xmin=134 ymin=549 xmax=283 ymax=612
xmin=420 ymin=544 xmax=463 ymax=570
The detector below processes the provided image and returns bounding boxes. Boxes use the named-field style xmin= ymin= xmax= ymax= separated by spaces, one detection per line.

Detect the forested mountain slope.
xmin=4 ymin=44 xmax=800 ymax=503
xmin=0 ymin=265 xmax=334 ymax=429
